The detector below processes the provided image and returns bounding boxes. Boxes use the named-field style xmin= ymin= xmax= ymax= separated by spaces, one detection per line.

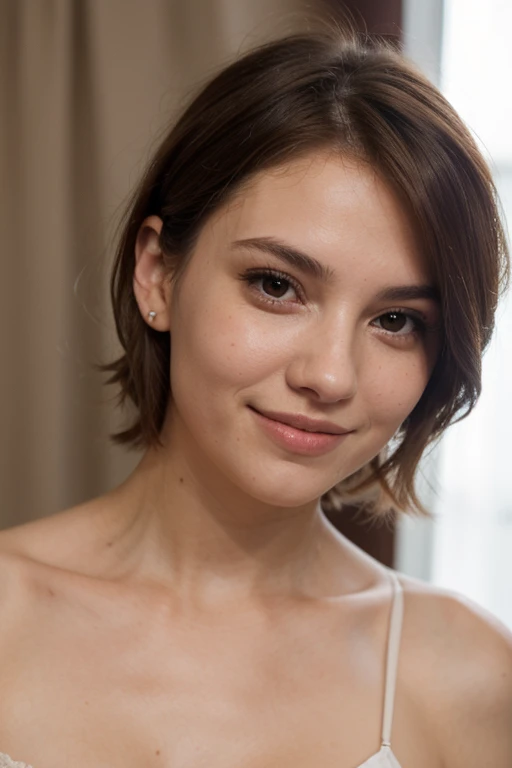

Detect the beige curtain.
xmin=0 ymin=0 xmax=322 ymax=529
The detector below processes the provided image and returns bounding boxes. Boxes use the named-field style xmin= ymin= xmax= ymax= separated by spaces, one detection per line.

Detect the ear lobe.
xmin=133 ymin=216 xmax=171 ymax=331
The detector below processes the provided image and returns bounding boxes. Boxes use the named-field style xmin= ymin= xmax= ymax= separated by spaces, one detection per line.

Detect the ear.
xmin=133 ymin=215 xmax=172 ymax=331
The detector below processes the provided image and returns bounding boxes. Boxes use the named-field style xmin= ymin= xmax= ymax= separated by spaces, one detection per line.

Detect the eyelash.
xmin=239 ymin=267 xmax=433 ymax=340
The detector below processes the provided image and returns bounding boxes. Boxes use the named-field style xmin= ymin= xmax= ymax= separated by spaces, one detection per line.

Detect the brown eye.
xmin=379 ymin=312 xmax=407 ymax=333
xmin=261 ymin=276 xmax=291 ymax=298
xmin=241 ymin=268 xmax=301 ymax=304
xmin=373 ymin=311 xmax=425 ymax=337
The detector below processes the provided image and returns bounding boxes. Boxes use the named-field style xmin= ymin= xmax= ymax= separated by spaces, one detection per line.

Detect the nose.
xmin=285 ymin=320 xmax=358 ymax=404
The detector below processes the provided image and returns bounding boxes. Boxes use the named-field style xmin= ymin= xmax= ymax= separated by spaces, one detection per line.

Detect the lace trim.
xmin=0 ymin=753 xmax=33 ymax=768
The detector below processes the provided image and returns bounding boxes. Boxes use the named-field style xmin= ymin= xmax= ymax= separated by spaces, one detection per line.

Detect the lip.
xmin=252 ymin=408 xmax=351 ymax=435
xmin=249 ymin=407 xmax=353 ymax=457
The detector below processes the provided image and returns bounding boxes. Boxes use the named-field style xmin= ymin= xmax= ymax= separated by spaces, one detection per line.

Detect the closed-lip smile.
xmin=250 ymin=407 xmax=352 ymax=435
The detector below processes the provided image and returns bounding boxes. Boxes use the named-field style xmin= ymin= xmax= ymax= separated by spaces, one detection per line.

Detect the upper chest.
xmin=0 ymin=572 xmax=441 ymax=768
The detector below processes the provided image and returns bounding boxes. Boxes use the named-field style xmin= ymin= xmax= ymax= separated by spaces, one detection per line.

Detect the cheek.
xmin=364 ymin=352 xmax=431 ymax=429
xmin=168 ymin=280 xmax=289 ymax=409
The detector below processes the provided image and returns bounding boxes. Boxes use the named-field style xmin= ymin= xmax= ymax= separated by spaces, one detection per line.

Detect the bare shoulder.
xmin=0 ymin=493 xmax=119 ymax=573
xmin=0 ymin=497 xmax=125 ymax=668
xmin=0 ymin=497 xmax=117 ymax=618
xmin=396 ymin=571 xmax=512 ymax=767
xmin=0 ymin=512 xmax=75 ymax=620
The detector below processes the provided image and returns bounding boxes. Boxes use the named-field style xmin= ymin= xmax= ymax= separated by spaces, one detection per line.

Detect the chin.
xmin=232 ymin=464 xmax=337 ymax=510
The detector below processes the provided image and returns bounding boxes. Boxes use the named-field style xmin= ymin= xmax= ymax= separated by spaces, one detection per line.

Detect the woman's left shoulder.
xmin=395 ymin=570 xmax=512 ymax=767
xmin=394 ymin=569 xmax=512 ymax=653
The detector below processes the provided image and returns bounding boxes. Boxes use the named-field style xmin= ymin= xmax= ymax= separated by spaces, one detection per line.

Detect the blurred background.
xmin=0 ymin=0 xmax=510 ymax=628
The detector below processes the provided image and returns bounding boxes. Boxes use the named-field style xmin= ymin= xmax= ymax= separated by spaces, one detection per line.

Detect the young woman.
xmin=0 ymin=30 xmax=511 ymax=768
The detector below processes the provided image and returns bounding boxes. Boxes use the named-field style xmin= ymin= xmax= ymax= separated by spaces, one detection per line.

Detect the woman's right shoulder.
xmin=0 ymin=513 xmax=68 ymax=591
xmin=0 ymin=502 xmax=115 ymax=674
xmin=0 ymin=521 xmax=44 ymax=596
xmin=0 ymin=492 xmax=119 ymax=573
xmin=0 ymin=499 xmax=112 ymax=611
xmin=0 ymin=517 xmax=62 ymax=622
xmin=0 ymin=527 xmax=44 ymax=665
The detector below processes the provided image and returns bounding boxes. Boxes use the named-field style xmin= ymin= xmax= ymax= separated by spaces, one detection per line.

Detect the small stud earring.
xmin=148 ymin=311 xmax=157 ymax=322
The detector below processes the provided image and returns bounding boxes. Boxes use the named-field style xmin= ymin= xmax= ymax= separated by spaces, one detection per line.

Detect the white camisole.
xmin=0 ymin=569 xmax=404 ymax=768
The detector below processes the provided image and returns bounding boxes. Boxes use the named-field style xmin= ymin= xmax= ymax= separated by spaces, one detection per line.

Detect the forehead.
xmin=207 ymin=151 xmax=429 ymax=283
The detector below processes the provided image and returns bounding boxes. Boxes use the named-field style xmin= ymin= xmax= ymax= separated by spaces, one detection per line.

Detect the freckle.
xmin=230 ymin=342 xmax=234 ymax=347
xmin=85 ymin=701 xmax=89 ymax=705
xmin=48 ymin=588 xmax=55 ymax=596
xmin=179 ymin=477 xmax=184 ymax=483
xmin=106 ymin=541 xmax=113 ymax=547
xmin=155 ymin=750 xmax=161 ymax=756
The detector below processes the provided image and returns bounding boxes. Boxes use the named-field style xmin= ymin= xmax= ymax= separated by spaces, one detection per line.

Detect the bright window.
xmin=431 ymin=0 xmax=512 ymax=628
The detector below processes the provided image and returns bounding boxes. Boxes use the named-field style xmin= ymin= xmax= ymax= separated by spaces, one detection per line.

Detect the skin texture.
xmin=122 ymin=152 xmax=441 ymax=606
xmin=0 ymin=151 xmax=510 ymax=768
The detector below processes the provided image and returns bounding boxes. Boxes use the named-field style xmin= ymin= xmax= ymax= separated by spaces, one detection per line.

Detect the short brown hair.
xmin=103 ymin=30 xmax=510 ymax=517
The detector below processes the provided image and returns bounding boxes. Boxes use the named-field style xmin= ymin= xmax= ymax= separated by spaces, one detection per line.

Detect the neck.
xmin=102 ymin=437 xmax=341 ymax=609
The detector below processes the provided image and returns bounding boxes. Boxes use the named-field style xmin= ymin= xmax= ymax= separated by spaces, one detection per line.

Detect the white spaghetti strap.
xmin=381 ymin=569 xmax=404 ymax=748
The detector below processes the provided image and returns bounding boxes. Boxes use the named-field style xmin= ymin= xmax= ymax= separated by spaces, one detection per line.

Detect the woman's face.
xmin=160 ymin=152 xmax=441 ymax=507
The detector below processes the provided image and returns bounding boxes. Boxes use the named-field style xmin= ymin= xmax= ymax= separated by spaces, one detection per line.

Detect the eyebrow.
xmin=232 ymin=236 xmax=440 ymax=304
